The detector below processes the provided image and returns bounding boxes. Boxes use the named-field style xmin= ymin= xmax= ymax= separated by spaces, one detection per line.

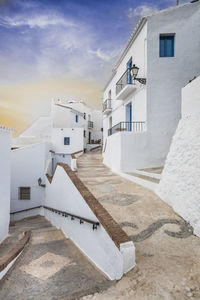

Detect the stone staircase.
xmin=0 ymin=216 xmax=113 ymax=300
xmin=122 ymin=167 xmax=163 ymax=192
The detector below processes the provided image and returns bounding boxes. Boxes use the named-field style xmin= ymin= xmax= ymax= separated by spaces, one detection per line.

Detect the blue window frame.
xmin=75 ymin=115 xmax=79 ymax=123
xmin=160 ymin=34 xmax=175 ymax=57
xmin=64 ymin=137 xmax=70 ymax=145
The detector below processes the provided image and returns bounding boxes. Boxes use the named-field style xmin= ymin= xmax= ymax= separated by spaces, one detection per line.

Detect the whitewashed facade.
xmin=11 ymin=142 xmax=50 ymax=216
xmin=0 ymin=126 xmax=13 ymax=242
xmin=10 ymin=100 xmax=102 ymax=216
xmin=103 ymin=1 xmax=200 ymax=173
xmin=52 ymin=99 xmax=102 ymax=152
xmin=12 ymin=100 xmax=102 ymax=153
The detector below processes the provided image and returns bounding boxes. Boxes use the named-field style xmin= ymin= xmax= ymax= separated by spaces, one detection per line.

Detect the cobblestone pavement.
xmin=0 ymin=216 xmax=113 ymax=300
xmin=77 ymin=151 xmax=200 ymax=300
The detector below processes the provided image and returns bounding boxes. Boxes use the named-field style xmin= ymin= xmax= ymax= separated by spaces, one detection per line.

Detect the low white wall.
xmin=0 ymin=130 xmax=11 ymax=243
xmin=51 ymin=128 xmax=83 ymax=154
xmin=11 ymin=142 xmax=50 ymax=213
xmin=103 ymin=132 xmax=122 ymax=171
xmin=52 ymin=153 xmax=71 ymax=173
xmin=86 ymin=144 xmax=101 ymax=152
xmin=45 ymin=165 xmax=129 ymax=280
xmin=0 ymin=251 xmax=23 ymax=280
xmin=103 ymin=131 xmax=153 ymax=172
xmin=182 ymin=76 xmax=200 ymax=118
xmin=156 ymin=115 xmax=200 ymax=237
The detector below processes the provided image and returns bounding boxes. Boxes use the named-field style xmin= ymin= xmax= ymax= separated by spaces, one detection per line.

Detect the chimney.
xmin=176 ymin=0 xmax=180 ymax=4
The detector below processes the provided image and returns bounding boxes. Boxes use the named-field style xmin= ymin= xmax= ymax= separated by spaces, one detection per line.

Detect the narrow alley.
xmin=77 ymin=150 xmax=200 ymax=300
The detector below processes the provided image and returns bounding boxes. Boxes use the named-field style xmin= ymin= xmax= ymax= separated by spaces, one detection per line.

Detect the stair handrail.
xmin=10 ymin=205 xmax=100 ymax=230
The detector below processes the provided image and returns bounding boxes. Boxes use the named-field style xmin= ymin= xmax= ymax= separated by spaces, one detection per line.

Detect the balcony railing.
xmin=88 ymin=121 xmax=94 ymax=128
xmin=108 ymin=122 xmax=146 ymax=136
xmin=116 ymin=69 xmax=133 ymax=95
xmin=103 ymin=99 xmax=112 ymax=113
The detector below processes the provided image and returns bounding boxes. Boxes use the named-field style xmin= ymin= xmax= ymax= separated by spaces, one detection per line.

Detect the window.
xmin=160 ymin=34 xmax=175 ymax=57
xmin=83 ymin=113 xmax=86 ymax=120
xmin=19 ymin=187 xmax=30 ymax=200
xmin=75 ymin=115 xmax=79 ymax=123
xmin=83 ymin=130 xmax=86 ymax=138
xmin=64 ymin=137 xmax=70 ymax=145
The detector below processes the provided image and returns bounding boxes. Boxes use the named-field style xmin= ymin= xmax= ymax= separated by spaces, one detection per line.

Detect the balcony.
xmin=108 ymin=122 xmax=145 ymax=136
xmin=116 ymin=69 xmax=136 ymax=100
xmin=103 ymin=99 xmax=112 ymax=115
xmin=88 ymin=121 xmax=94 ymax=129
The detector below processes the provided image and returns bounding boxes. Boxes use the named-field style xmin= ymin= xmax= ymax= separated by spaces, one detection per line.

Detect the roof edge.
xmin=103 ymin=17 xmax=147 ymax=92
xmin=0 ymin=125 xmax=15 ymax=132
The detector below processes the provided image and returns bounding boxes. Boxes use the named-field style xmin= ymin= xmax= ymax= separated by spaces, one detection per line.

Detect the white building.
xmin=157 ymin=75 xmax=200 ymax=237
xmin=12 ymin=99 xmax=102 ymax=153
xmin=11 ymin=142 xmax=50 ymax=217
xmin=52 ymin=99 xmax=102 ymax=153
xmin=10 ymin=99 xmax=102 ymax=216
xmin=0 ymin=126 xmax=13 ymax=242
xmin=103 ymin=1 xmax=200 ymax=173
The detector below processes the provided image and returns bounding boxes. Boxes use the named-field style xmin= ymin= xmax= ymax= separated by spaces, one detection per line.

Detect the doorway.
xmin=88 ymin=131 xmax=91 ymax=144
xmin=126 ymin=102 xmax=132 ymax=131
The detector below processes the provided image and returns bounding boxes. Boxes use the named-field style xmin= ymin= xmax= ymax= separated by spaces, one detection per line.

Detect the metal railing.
xmin=116 ymin=69 xmax=133 ymax=95
xmin=10 ymin=205 xmax=100 ymax=230
xmin=108 ymin=122 xmax=146 ymax=136
xmin=103 ymin=99 xmax=112 ymax=112
xmin=88 ymin=121 xmax=94 ymax=128
xmin=43 ymin=206 xmax=99 ymax=230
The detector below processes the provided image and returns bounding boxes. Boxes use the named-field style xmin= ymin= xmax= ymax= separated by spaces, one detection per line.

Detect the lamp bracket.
xmin=135 ymin=78 xmax=146 ymax=85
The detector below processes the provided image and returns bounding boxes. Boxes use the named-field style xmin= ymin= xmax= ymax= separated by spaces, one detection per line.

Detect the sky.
xmin=0 ymin=0 xmax=190 ymax=135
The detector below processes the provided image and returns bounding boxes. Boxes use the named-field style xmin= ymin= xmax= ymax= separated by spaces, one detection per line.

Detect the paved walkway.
xmin=77 ymin=151 xmax=200 ymax=300
xmin=0 ymin=216 xmax=112 ymax=300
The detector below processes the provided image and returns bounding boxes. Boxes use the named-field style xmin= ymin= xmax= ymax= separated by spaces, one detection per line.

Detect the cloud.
xmin=128 ymin=5 xmax=158 ymax=19
xmin=0 ymin=14 xmax=76 ymax=29
xmin=88 ymin=49 xmax=112 ymax=62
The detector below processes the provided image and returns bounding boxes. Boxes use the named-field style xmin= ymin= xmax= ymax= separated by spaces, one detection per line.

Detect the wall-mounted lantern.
xmin=130 ymin=64 xmax=146 ymax=85
xmin=38 ymin=177 xmax=46 ymax=188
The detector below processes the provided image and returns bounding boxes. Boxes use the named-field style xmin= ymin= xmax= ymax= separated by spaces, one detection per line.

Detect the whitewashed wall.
xmin=52 ymin=104 xmax=83 ymax=128
xmin=103 ymin=132 xmax=122 ymax=171
xmin=104 ymin=21 xmax=147 ymax=103
xmin=51 ymin=128 xmax=83 ymax=154
xmin=102 ymin=22 xmax=148 ymax=169
xmin=103 ymin=2 xmax=200 ymax=172
xmin=156 ymin=115 xmax=200 ymax=237
xmin=12 ymin=117 xmax=52 ymax=148
xmin=182 ymin=76 xmax=200 ymax=118
xmin=146 ymin=2 xmax=200 ymax=167
xmin=92 ymin=110 xmax=102 ymax=142
xmin=0 ymin=129 xmax=11 ymax=243
xmin=103 ymin=131 xmax=149 ymax=172
xmin=45 ymin=165 xmax=135 ymax=280
xmin=11 ymin=142 xmax=50 ymax=213
xmin=157 ymin=76 xmax=200 ymax=237
xmin=20 ymin=116 xmax=52 ymax=139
